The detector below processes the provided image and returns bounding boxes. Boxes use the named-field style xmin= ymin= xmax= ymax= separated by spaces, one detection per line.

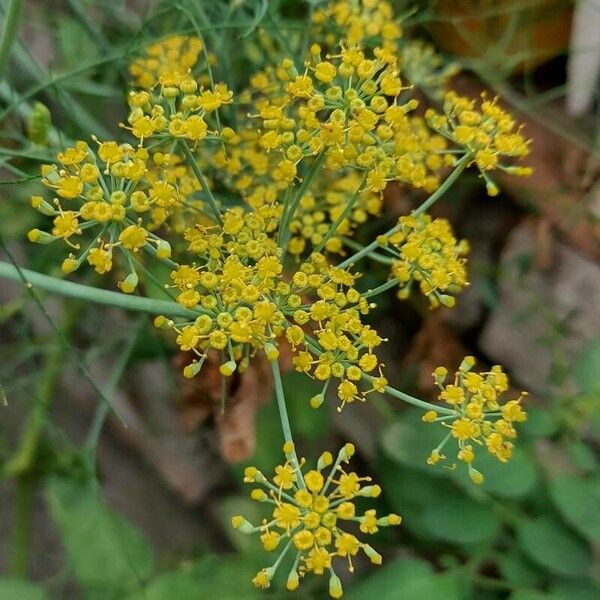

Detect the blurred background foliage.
xmin=0 ymin=0 xmax=599 ymax=598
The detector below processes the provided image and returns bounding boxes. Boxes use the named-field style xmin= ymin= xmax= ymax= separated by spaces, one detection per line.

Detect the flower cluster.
xmin=129 ymin=34 xmax=208 ymax=90
xmin=287 ymin=171 xmax=383 ymax=256
xmin=285 ymin=254 xmax=388 ymax=410
xmin=426 ymin=92 xmax=532 ymax=195
xmin=378 ymin=214 xmax=469 ymax=308
xmin=399 ymin=40 xmax=460 ymax=99
xmin=232 ymin=442 xmax=401 ymax=597
xmin=312 ymin=0 xmax=401 ymax=51
xmin=124 ymin=79 xmax=233 ymax=146
xmin=253 ymin=45 xmax=448 ymax=193
xmin=20 ymin=2 xmax=538 ymax=597
xmin=27 ymin=140 xmax=178 ymax=290
xmin=422 ymin=357 xmax=528 ymax=483
xmin=155 ymin=204 xmax=282 ymax=376
xmin=160 ymin=224 xmax=388 ymax=410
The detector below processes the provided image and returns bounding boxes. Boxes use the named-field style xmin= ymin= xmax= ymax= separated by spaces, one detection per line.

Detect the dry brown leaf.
xmin=174 ymin=338 xmax=294 ymax=463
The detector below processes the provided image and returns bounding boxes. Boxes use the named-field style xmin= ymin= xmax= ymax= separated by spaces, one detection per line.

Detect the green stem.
xmin=9 ymin=475 xmax=33 ymax=576
xmin=180 ymin=139 xmax=222 ymax=225
xmin=270 ymin=359 xmax=305 ymax=488
xmin=6 ymin=303 xmax=80 ymax=575
xmin=314 ymin=175 xmax=367 ymax=254
xmin=341 ymin=237 xmax=396 ymax=265
xmin=363 ymin=277 xmax=399 ymax=300
xmin=412 ymin=153 xmax=471 ymax=216
xmin=338 ymin=153 xmax=471 ymax=269
xmin=0 ymin=260 xmax=198 ymax=318
xmin=383 ymin=383 xmax=454 ymax=415
xmin=279 ymin=151 xmax=327 ymax=254
xmin=0 ymin=0 xmax=22 ymax=78
xmin=84 ymin=316 xmax=146 ymax=453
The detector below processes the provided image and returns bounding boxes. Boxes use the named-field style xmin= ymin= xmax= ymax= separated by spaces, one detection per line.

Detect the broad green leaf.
xmin=567 ymin=442 xmax=598 ymax=473
xmin=0 ymin=578 xmax=46 ymax=600
xmin=521 ymin=407 xmax=558 ymax=439
xmin=549 ymin=475 xmax=600 ymax=542
xmin=517 ymin=516 xmax=591 ymax=577
xmin=127 ymin=556 xmax=269 ymax=600
xmin=496 ymin=553 xmax=543 ymax=587
xmin=132 ymin=570 xmax=204 ymax=600
xmin=421 ymin=487 xmax=501 ymax=545
xmin=376 ymin=456 xmax=458 ymax=538
xmin=511 ymin=581 xmax=600 ymax=600
xmin=510 ymin=592 xmax=551 ymax=600
xmin=46 ymin=475 xmax=154 ymax=598
xmin=217 ymin=496 xmax=266 ymax=554
xmin=549 ymin=580 xmax=600 ymax=600
xmin=345 ymin=558 xmax=466 ymax=600
xmin=574 ymin=339 xmax=600 ymax=395
xmin=451 ymin=447 xmax=538 ymax=498
xmin=380 ymin=410 xmax=449 ymax=475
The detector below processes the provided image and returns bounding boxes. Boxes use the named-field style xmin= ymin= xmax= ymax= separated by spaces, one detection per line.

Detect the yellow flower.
xmin=423 ymin=357 xmax=527 ymax=480
xmin=234 ymin=443 xmax=399 ymax=597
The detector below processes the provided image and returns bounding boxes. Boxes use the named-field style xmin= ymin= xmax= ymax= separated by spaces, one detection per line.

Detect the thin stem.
xmin=279 ymin=151 xmax=327 ymax=254
xmin=341 ymin=237 xmax=396 ymax=265
xmin=363 ymin=277 xmax=399 ymax=300
xmin=9 ymin=475 xmax=33 ymax=576
xmin=338 ymin=153 xmax=471 ymax=269
xmin=6 ymin=303 xmax=80 ymax=575
xmin=270 ymin=359 xmax=305 ymax=489
xmin=84 ymin=316 xmax=146 ymax=453
xmin=180 ymin=140 xmax=222 ymax=224
xmin=314 ymin=175 xmax=367 ymax=254
xmin=377 ymin=380 xmax=454 ymax=415
xmin=0 ymin=0 xmax=22 ymax=77
xmin=0 ymin=260 xmax=199 ymax=318
xmin=412 ymin=153 xmax=471 ymax=217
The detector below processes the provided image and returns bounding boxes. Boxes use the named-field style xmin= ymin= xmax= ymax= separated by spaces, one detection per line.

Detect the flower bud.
xmin=231 ymin=515 xmax=254 ymax=534
xmin=329 ymin=573 xmax=343 ymax=599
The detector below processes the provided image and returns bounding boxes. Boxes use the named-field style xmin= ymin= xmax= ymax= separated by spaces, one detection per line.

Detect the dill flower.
xmin=422 ymin=357 xmax=528 ymax=484
xmin=252 ymin=44 xmax=447 ymax=192
xmin=27 ymin=139 xmax=179 ymax=290
xmin=232 ymin=442 xmax=401 ymax=597
xmin=129 ymin=35 xmax=209 ymax=90
xmin=123 ymin=78 xmax=233 ymax=146
xmin=425 ymin=92 xmax=532 ymax=196
xmin=312 ymin=0 xmax=401 ymax=51
xmin=377 ymin=214 xmax=469 ymax=308
xmin=288 ymin=171 xmax=383 ymax=256
xmin=399 ymin=40 xmax=460 ymax=100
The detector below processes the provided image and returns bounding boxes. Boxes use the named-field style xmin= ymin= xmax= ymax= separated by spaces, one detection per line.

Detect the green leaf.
xmin=217 ymin=495 xmax=265 ymax=554
xmin=517 ymin=516 xmax=591 ymax=577
xmin=132 ymin=570 xmax=204 ymax=600
xmin=128 ymin=556 xmax=269 ymax=600
xmin=46 ymin=474 xmax=155 ymax=598
xmin=376 ymin=456 xmax=457 ymax=538
xmin=574 ymin=339 xmax=600 ymax=395
xmin=451 ymin=447 xmax=538 ymax=498
xmin=549 ymin=475 xmax=600 ymax=542
xmin=521 ymin=407 xmax=558 ymax=439
xmin=0 ymin=578 xmax=46 ymax=600
xmin=344 ymin=558 xmax=466 ymax=600
xmin=380 ymin=410 xmax=449 ymax=475
xmin=421 ymin=486 xmax=501 ymax=545
xmin=496 ymin=553 xmax=543 ymax=587
xmin=510 ymin=592 xmax=551 ymax=600
xmin=549 ymin=580 xmax=600 ymax=600
xmin=566 ymin=442 xmax=598 ymax=473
